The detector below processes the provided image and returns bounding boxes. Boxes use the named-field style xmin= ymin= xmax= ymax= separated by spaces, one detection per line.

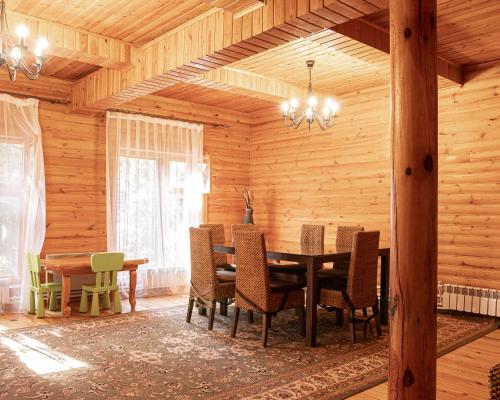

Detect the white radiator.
xmin=438 ymin=282 xmax=500 ymax=317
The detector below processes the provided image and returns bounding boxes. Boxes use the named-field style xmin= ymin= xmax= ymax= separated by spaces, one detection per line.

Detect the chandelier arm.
xmin=313 ymin=113 xmax=328 ymax=131
xmin=19 ymin=57 xmax=42 ymax=76
xmin=291 ymin=109 xmax=306 ymax=129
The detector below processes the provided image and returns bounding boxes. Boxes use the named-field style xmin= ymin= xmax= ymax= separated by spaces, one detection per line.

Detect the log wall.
xmin=39 ymin=98 xmax=250 ymax=255
xmin=250 ymin=66 xmax=500 ymax=289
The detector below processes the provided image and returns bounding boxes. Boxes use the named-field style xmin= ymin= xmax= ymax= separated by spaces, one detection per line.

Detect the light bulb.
xmin=36 ymin=37 xmax=49 ymax=51
xmin=10 ymin=47 xmax=21 ymax=62
xmin=281 ymin=101 xmax=289 ymax=113
xmin=16 ymin=24 xmax=29 ymax=39
xmin=322 ymin=106 xmax=330 ymax=119
xmin=34 ymin=37 xmax=49 ymax=57
xmin=330 ymin=100 xmax=339 ymax=113
xmin=306 ymin=107 xmax=313 ymax=121
xmin=290 ymin=98 xmax=299 ymax=108
xmin=325 ymin=97 xmax=334 ymax=107
xmin=307 ymin=96 xmax=317 ymax=107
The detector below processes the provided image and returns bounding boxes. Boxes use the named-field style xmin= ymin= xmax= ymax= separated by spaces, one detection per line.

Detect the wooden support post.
xmin=389 ymin=0 xmax=438 ymax=399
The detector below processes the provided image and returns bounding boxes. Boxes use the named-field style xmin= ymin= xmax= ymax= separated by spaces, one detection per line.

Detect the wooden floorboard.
xmin=0 ymin=294 xmax=497 ymax=399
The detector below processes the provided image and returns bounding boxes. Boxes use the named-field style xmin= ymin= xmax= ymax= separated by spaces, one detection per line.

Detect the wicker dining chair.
xmin=199 ymin=223 xmax=235 ymax=315
xmin=199 ymin=224 xmax=232 ymax=270
xmin=187 ymin=228 xmax=236 ymax=330
xmin=318 ymin=231 xmax=381 ymax=345
xmin=317 ymin=225 xmax=365 ymax=303
xmin=269 ymin=224 xmax=324 ymax=285
xmin=231 ymin=231 xmax=305 ymax=347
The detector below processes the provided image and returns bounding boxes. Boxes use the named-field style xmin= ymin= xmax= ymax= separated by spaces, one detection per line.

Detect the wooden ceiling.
xmin=155 ymin=83 xmax=276 ymax=114
xmin=229 ymin=34 xmax=390 ymax=96
xmin=365 ymin=0 xmax=500 ymax=68
xmin=42 ymin=56 xmax=99 ymax=81
xmin=4 ymin=0 xmax=500 ymax=113
xmin=6 ymin=0 xmax=216 ymax=46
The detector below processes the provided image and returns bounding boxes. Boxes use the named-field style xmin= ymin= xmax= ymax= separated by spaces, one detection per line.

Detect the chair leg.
xmin=79 ymin=290 xmax=88 ymax=313
xmin=335 ymin=308 xmax=344 ymax=326
xmin=208 ymin=301 xmax=216 ymax=330
xmin=231 ymin=307 xmax=240 ymax=338
xmin=186 ymin=297 xmax=195 ymax=323
xmin=102 ymin=291 xmax=111 ymax=310
xmin=36 ymin=292 xmax=45 ymax=318
xmin=349 ymin=309 xmax=356 ymax=345
xmin=90 ymin=292 xmax=100 ymax=317
xmin=28 ymin=289 xmax=36 ymax=314
xmin=373 ymin=305 xmax=382 ymax=336
xmin=261 ymin=313 xmax=270 ymax=347
xmin=248 ymin=310 xmax=254 ymax=323
xmin=220 ymin=299 xmax=228 ymax=316
xmin=113 ymin=290 xmax=122 ymax=314
xmin=298 ymin=306 xmax=306 ymax=337
xmin=48 ymin=291 xmax=58 ymax=311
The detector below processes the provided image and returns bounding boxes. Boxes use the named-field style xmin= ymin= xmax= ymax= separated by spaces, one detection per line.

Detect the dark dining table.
xmin=213 ymin=243 xmax=390 ymax=347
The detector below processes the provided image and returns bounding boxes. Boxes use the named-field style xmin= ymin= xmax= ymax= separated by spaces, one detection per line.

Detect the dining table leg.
xmin=129 ymin=269 xmax=137 ymax=312
xmin=62 ymin=274 xmax=72 ymax=316
xmin=305 ymin=257 xmax=319 ymax=347
xmin=380 ymin=253 xmax=390 ymax=325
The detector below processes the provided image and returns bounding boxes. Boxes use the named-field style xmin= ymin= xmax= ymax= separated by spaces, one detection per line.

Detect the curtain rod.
xmin=0 ymin=90 xmax=70 ymax=104
xmin=107 ymin=108 xmax=231 ymax=129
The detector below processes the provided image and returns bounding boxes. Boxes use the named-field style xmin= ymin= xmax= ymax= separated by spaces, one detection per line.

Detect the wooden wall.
xmin=38 ymin=95 xmax=250 ymax=255
xmin=250 ymin=65 xmax=500 ymax=289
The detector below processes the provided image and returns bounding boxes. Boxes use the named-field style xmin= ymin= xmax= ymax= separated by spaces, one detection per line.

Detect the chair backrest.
xmin=90 ymin=252 xmax=124 ymax=290
xmin=199 ymin=224 xmax=227 ymax=266
xmin=27 ymin=253 xmax=41 ymax=288
xmin=46 ymin=252 xmax=95 ymax=259
xmin=336 ymin=225 xmax=364 ymax=252
xmin=231 ymin=224 xmax=259 ymax=244
xmin=189 ymin=228 xmax=218 ymax=298
xmin=300 ymin=224 xmax=324 ymax=253
xmin=346 ymin=231 xmax=380 ymax=309
xmin=234 ymin=231 xmax=270 ymax=312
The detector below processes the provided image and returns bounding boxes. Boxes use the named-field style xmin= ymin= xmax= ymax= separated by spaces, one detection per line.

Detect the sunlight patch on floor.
xmin=1 ymin=333 xmax=87 ymax=374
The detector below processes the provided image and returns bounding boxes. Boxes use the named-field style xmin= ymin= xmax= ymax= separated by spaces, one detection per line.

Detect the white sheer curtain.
xmin=106 ymin=111 xmax=203 ymax=297
xmin=0 ymin=94 xmax=45 ymax=312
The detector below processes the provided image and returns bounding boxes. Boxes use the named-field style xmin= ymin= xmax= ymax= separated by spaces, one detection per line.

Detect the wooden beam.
xmin=118 ymin=95 xmax=254 ymax=126
xmin=7 ymin=10 xmax=134 ymax=69
xmin=70 ymin=0 xmax=388 ymax=112
xmin=389 ymin=0 xmax=438 ymax=398
xmin=0 ymin=70 xmax=71 ymax=103
xmin=187 ymin=67 xmax=311 ymax=102
xmin=330 ymin=18 xmax=463 ymax=84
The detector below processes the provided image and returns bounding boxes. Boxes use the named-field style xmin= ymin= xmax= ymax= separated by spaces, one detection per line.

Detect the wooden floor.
xmin=0 ymin=294 xmax=497 ymax=399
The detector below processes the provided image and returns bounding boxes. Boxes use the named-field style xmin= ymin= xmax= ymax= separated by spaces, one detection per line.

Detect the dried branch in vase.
xmin=243 ymin=189 xmax=254 ymax=209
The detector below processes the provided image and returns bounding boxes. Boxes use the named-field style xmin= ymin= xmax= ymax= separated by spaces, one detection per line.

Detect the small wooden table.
xmin=41 ymin=257 xmax=149 ymax=316
xmin=214 ymin=244 xmax=390 ymax=347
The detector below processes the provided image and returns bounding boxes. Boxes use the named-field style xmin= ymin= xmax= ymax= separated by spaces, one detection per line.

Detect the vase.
xmin=243 ymin=208 xmax=254 ymax=224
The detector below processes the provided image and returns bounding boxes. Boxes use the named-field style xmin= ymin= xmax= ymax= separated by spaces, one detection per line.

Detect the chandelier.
xmin=0 ymin=0 xmax=48 ymax=81
xmin=281 ymin=60 xmax=339 ymax=130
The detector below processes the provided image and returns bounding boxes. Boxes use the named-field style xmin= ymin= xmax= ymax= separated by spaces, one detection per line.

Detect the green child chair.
xmin=27 ymin=253 xmax=62 ymax=318
xmin=79 ymin=252 xmax=124 ymax=317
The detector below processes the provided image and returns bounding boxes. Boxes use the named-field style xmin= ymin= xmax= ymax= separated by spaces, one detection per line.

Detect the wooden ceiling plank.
xmin=6 ymin=9 xmax=134 ymax=69
xmin=71 ymin=0 xmax=387 ymax=112
xmin=331 ymin=19 xmax=463 ymax=84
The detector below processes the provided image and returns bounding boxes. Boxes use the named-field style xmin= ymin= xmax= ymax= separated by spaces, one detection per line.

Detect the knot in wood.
xmin=390 ymin=294 xmax=398 ymax=316
xmin=405 ymin=167 xmax=412 ymax=175
xmin=403 ymin=369 xmax=415 ymax=387
xmin=404 ymin=28 xmax=412 ymax=38
xmin=424 ymin=154 xmax=434 ymax=172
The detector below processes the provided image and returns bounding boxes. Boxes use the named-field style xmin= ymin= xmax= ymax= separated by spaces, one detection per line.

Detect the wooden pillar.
xmin=389 ymin=0 xmax=438 ymax=399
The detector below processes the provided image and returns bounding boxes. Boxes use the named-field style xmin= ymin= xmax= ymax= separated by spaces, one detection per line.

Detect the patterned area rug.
xmin=0 ymin=306 xmax=496 ymax=400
